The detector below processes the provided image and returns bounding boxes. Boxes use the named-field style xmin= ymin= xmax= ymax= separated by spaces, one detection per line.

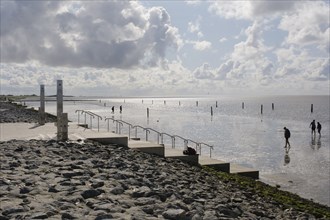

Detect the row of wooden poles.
xmin=144 ymin=102 xmax=315 ymax=117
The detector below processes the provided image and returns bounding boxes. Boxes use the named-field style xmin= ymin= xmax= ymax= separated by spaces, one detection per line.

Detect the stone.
xmin=132 ymin=186 xmax=151 ymax=198
xmin=19 ymin=187 xmax=30 ymax=194
xmin=61 ymin=213 xmax=76 ymax=219
xmin=94 ymin=214 xmax=113 ymax=220
xmin=162 ymin=209 xmax=186 ymax=220
xmin=81 ymin=189 xmax=103 ymax=199
xmin=110 ymin=186 xmax=124 ymax=195
xmin=91 ymin=182 xmax=104 ymax=189
xmin=30 ymin=212 xmax=48 ymax=219
xmin=48 ymin=186 xmax=60 ymax=193
xmin=2 ymin=207 xmax=25 ymax=216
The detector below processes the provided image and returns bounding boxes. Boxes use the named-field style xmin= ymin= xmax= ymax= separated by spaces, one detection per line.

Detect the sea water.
xmin=25 ymin=95 xmax=330 ymax=206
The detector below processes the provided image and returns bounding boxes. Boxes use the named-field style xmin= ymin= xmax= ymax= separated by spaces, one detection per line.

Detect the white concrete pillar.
xmin=57 ymin=80 xmax=63 ymax=119
xmin=57 ymin=80 xmax=63 ymax=140
xmin=62 ymin=113 xmax=68 ymax=141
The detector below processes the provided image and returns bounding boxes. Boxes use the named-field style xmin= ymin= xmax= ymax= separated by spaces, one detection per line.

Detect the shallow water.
xmin=25 ymin=95 xmax=330 ymax=206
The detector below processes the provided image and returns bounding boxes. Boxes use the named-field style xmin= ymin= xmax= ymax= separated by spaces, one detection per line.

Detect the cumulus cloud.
xmin=193 ymin=63 xmax=215 ymax=79
xmin=219 ymin=37 xmax=227 ymax=43
xmin=0 ymin=1 xmax=182 ymax=69
xmin=278 ymin=1 xmax=329 ymax=50
xmin=188 ymin=16 xmax=203 ymax=38
xmin=187 ymin=40 xmax=212 ymax=51
xmin=209 ymin=1 xmax=297 ymax=20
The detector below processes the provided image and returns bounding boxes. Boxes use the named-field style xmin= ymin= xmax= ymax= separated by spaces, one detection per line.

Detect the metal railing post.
xmin=145 ymin=128 xmax=162 ymax=144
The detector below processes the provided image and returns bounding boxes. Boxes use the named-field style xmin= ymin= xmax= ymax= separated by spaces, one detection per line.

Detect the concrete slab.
xmin=1 ymin=123 xmax=57 ymax=141
xmin=0 ymin=122 xmax=128 ymax=147
xmin=128 ymin=140 xmax=164 ymax=156
xmin=230 ymin=163 xmax=259 ymax=179
xmin=199 ymin=156 xmax=230 ymax=173
xmin=165 ymin=148 xmax=199 ymax=166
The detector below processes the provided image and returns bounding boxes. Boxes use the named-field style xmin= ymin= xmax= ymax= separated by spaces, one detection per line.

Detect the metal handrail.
xmin=186 ymin=138 xmax=200 ymax=151
xmin=132 ymin=125 xmax=150 ymax=140
xmin=105 ymin=117 xmax=116 ymax=132
xmin=86 ymin=111 xmax=102 ymax=131
xmin=86 ymin=111 xmax=103 ymax=120
xmin=173 ymin=135 xmax=188 ymax=149
xmin=105 ymin=117 xmax=123 ymax=133
xmin=81 ymin=110 xmax=94 ymax=130
xmin=161 ymin=132 xmax=175 ymax=148
xmin=199 ymin=142 xmax=214 ymax=157
xmin=145 ymin=128 xmax=162 ymax=144
xmin=75 ymin=110 xmax=84 ymax=124
xmin=117 ymin=120 xmax=133 ymax=139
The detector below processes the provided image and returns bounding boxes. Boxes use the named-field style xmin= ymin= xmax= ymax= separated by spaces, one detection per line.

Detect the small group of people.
xmin=283 ymin=120 xmax=322 ymax=148
xmin=309 ymin=120 xmax=322 ymax=136
xmin=111 ymin=105 xmax=123 ymax=114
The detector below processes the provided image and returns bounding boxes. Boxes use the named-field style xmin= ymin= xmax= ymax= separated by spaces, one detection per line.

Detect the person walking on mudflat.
xmin=317 ymin=122 xmax=322 ymax=136
xmin=310 ymin=120 xmax=316 ymax=136
xmin=284 ymin=127 xmax=291 ymax=148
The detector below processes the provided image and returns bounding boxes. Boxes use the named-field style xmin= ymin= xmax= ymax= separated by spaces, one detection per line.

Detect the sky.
xmin=0 ymin=0 xmax=329 ymax=97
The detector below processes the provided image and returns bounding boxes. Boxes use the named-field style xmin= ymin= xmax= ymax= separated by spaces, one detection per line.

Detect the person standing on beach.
xmin=317 ymin=122 xmax=322 ymax=136
xmin=111 ymin=106 xmax=114 ymax=114
xmin=284 ymin=127 xmax=291 ymax=148
xmin=310 ymin=120 xmax=316 ymax=135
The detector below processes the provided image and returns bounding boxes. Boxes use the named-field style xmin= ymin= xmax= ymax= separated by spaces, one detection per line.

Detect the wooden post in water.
xmin=39 ymin=84 xmax=45 ymax=125
xmin=196 ymin=101 xmax=198 ymax=107
xmin=164 ymin=100 xmax=166 ymax=105
xmin=147 ymin=108 xmax=149 ymax=118
xmin=179 ymin=101 xmax=181 ymax=106
xmin=261 ymin=104 xmax=263 ymax=115
xmin=242 ymin=102 xmax=244 ymax=109
xmin=216 ymin=101 xmax=218 ymax=108
xmin=211 ymin=106 xmax=213 ymax=116
xmin=272 ymin=103 xmax=274 ymax=110
xmin=311 ymin=104 xmax=313 ymax=113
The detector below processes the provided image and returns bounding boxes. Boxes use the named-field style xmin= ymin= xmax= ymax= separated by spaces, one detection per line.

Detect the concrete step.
xmin=128 ymin=140 xmax=164 ymax=156
xmin=230 ymin=163 xmax=259 ymax=179
xmin=199 ymin=156 xmax=230 ymax=173
xmin=164 ymin=148 xmax=199 ymax=166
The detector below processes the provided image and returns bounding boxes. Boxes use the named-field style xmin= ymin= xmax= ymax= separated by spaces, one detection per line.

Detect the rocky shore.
xmin=1 ymin=101 xmax=329 ymax=219
xmin=0 ymin=102 xmax=56 ymax=123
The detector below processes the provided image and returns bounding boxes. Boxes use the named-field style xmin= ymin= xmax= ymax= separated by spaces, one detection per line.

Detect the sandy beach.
xmin=0 ymin=101 xmax=329 ymax=219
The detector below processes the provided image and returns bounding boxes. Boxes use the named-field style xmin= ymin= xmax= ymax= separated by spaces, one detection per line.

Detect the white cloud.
xmin=188 ymin=16 xmax=204 ymax=38
xmin=185 ymin=1 xmax=202 ymax=6
xmin=209 ymin=1 xmax=251 ymax=20
xmin=187 ymin=40 xmax=212 ymax=51
xmin=278 ymin=1 xmax=329 ymax=51
xmin=219 ymin=37 xmax=227 ymax=43
xmin=209 ymin=1 xmax=297 ymax=20
xmin=0 ymin=1 xmax=182 ymax=69
xmin=193 ymin=63 xmax=215 ymax=79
